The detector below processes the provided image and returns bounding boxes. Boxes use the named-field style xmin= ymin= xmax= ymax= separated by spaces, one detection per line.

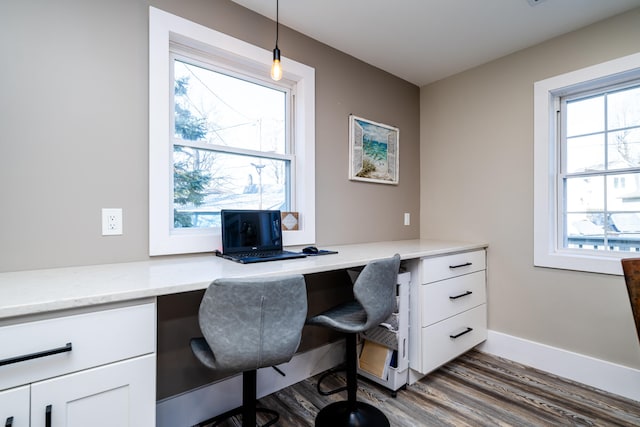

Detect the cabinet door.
xmin=0 ymin=385 xmax=29 ymax=427
xmin=30 ymin=354 xmax=155 ymax=427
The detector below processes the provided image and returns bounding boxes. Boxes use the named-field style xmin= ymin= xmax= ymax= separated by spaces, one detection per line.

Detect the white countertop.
xmin=0 ymin=239 xmax=486 ymax=320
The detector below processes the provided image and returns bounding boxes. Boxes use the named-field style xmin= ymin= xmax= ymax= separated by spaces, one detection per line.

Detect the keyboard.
xmin=222 ymin=250 xmax=307 ymax=264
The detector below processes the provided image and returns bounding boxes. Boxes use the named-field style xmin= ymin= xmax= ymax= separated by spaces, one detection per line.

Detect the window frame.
xmin=533 ymin=52 xmax=640 ymax=275
xmin=149 ymin=7 xmax=315 ymax=256
xmin=170 ymin=51 xmax=296 ymax=221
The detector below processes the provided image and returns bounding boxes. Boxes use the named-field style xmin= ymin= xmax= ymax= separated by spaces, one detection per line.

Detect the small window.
xmin=534 ymin=52 xmax=640 ymax=274
xmin=149 ymin=7 xmax=315 ymax=255
xmin=562 ymin=83 xmax=640 ymax=253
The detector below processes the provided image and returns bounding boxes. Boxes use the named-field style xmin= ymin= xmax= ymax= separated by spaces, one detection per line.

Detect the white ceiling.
xmin=232 ymin=0 xmax=640 ymax=86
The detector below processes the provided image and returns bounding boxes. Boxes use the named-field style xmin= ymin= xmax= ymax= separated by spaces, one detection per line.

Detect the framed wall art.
xmin=349 ymin=115 xmax=399 ymax=185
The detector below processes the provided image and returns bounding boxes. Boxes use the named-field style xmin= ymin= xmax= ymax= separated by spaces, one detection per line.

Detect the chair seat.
xmin=307 ymin=301 xmax=367 ymax=333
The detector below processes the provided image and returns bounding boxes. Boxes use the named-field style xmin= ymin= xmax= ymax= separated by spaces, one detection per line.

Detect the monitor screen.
xmin=221 ymin=210 xmax=283 ymax=253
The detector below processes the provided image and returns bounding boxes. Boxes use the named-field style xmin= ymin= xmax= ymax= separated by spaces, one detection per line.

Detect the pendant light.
xmin=270 ymin=0 xmax=282 ymax=81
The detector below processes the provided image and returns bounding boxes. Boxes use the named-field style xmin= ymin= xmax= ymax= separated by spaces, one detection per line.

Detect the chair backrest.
xmin=198 ymin=274 xmax=307 ymax=372
xmin=353 ymin=253 xmax=401 ymax=331
xmin=621 ymin=258 xmax=640 ymax=344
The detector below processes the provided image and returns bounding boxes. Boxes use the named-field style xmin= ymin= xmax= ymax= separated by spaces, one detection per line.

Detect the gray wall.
xmin=420 ymin=8 xmax=640 ymax=369
xmin=4 ymin=0 xmax=636 ymax=381
xmin=0 ymin=0 xmax=420 ymax=273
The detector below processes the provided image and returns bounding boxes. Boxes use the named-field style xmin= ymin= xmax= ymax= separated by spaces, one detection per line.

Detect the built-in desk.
xmin=0 ymin=240 xmax=485 ymax=320
xmin=0 ymin=239 xmax=487 ymax=426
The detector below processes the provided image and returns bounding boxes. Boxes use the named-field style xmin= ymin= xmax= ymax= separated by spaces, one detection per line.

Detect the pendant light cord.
xmin=275 ymin=0 xmax=279 ymax=47
xmin=270 ymin=0 xmax=282 ymax=81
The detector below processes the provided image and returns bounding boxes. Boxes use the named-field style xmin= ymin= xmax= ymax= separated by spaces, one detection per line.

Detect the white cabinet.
xmin=1 ymin=385 xmax=29 ymax=427
xmin=30 ymin=355 xmax=155 ymax=427
xmin=408 ymin=249 xmax=488 ymax=384
xmin=0 ymin=302 xmax=156 ymax=427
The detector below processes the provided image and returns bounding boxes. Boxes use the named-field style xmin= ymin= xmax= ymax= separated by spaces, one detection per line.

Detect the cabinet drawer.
xmin=0 ymin=302 xmax=155 ymax=391
xmin=420 ymin=271 xmax=486 ymax=327
xmin=418 ymin=304 xmax=487 ymax=375
xmin=422 ymin=250 xmax=485 ymax=283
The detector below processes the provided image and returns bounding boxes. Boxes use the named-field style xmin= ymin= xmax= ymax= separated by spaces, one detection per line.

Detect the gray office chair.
xmin=190 ymin=274 xmax=307 ymax=427
xmin=307 ymin=254 xmax=401 ymax=427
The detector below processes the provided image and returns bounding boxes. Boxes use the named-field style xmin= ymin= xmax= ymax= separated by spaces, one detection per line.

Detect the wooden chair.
xmin=620 ymin=258 xmax=640 ymax=344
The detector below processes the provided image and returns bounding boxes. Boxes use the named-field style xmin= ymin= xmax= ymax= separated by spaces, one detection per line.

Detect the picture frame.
xmin=349 ymin=115 xmax=399 ymax=185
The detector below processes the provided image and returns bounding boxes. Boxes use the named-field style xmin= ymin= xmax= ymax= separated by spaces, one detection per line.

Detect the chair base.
xmin=196 ymin=407 xmax=278 ymax=427
xmin=315 ymin=365 xmax=347 ymax=396
xmin=193 ymin=369 xmax=279 ymax=427
xmin=315 ymin=401 xmax=390 ymax=427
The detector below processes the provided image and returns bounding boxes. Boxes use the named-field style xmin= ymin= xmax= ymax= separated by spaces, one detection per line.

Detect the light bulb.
xmin=271 ymin=47 xmax=282 ymax=81
xmin=271 ymin=59 xmax=282 ymax=81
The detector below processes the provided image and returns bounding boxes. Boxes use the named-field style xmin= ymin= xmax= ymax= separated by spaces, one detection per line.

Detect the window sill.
xmin=534 ymin=248 xmax=625 ymax=275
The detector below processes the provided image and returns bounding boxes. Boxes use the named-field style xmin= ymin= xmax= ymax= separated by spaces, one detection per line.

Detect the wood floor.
xmin=205 ymin=350 xmax=640 ymax=426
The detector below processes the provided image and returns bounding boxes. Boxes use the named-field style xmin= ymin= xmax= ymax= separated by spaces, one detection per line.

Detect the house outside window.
xmin=534 ymin=52 xmax=640 ymax=275
xmin=149 ymin=7 xmax=315 ymax=256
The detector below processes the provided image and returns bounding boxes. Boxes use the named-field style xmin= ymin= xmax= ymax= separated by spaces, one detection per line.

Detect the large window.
xmin=172 ymin=56 xmax=291 ymax=228
xmin=534 ymin=53 xmax=640 ymax=274
xmin=149 ymin=7 xmax=315 ymax=255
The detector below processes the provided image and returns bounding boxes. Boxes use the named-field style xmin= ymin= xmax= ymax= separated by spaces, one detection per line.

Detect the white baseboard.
xmin=478 ymin=330 xmax=640 ymax=402
xmin=156 ymin=340 xmax=345 ymax=427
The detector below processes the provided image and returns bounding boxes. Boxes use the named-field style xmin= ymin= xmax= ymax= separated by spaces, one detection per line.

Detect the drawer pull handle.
xmin=450 ymin=291 xmax=473 ymax=300
xmin=449 ymin=262 xmax=472 ymax=269
xmin=45 ymin=405 xmax=52 ymax=427
xmin=450 ymin=327 xmax=473 ymax=339
xmin=0 ymin=342 xmax=72 ymax=367
xmin=5 ymin=417 xmax=13 ymax=427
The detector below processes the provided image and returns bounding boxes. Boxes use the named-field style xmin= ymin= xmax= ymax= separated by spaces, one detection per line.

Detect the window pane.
xmin=566 ymin=213 xmax=604 ymax=236
xmin=566 ymin=134 xmax=604 ymax=173
xmin=174 ymin=59 xmax=286 ymax=154
xmin=565 ymin=175 xmax=604 ymax=212
xmin=173 ymin=147 xmax=290 ymax=228
xmin=566 ymin=95 xmax=604 ymax=137
xmin=565 ymin=212 xmax=611 ymax=251
xmin=608 ymin=85 xmax=640 ymax=130
xmin=608 ymin=172 xmax=640 ymax=212
xmin=607 ymin=128 xmax=640 ymax=169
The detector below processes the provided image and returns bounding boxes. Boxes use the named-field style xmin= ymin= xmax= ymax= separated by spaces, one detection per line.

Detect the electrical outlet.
xmin=404 ymin=212 xmax=410 ymax=226
xmin=102 ymin=208 xmax=123 ymax=236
